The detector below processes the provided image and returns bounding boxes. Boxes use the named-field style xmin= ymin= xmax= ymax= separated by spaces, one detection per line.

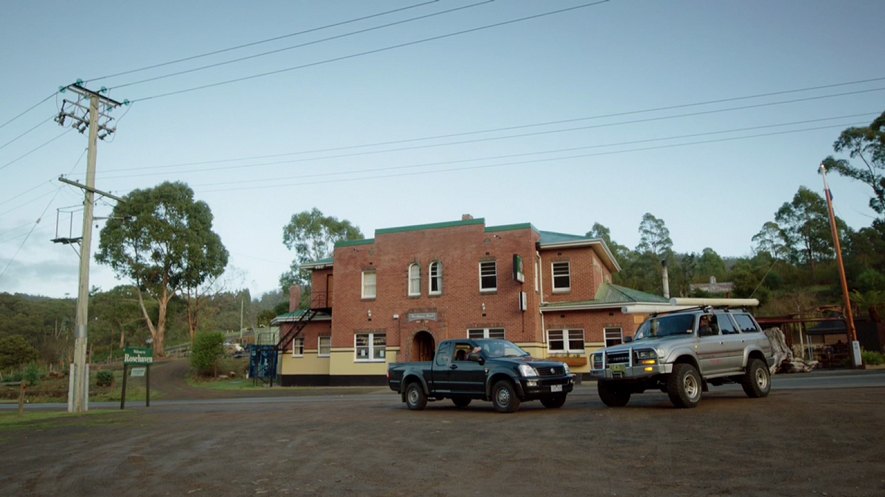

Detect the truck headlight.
xmin=591 ymin=353 xmax=603 ymax=369
xmin=518 ymin=364 xmax=539 ymax=377
xmin=635 ymin=349 xmax=657 ymax=365
xmin=561 ymin=362 xmax=571 ymax=375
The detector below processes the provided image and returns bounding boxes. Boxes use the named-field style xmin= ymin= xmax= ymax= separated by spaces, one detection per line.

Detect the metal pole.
xmin=819 ymin=164 xmax=861 ymax=367
xmin=68 ymin=94 xmax=100 ymax=414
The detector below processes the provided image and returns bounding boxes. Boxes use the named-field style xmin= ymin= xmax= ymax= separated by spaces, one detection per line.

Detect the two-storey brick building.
xmin=272 ymin=216 xmax=667 ymax=385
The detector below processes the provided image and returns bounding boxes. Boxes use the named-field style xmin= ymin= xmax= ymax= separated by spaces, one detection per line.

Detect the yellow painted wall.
xmin=279 ymin=350 xmax=332 ymax=375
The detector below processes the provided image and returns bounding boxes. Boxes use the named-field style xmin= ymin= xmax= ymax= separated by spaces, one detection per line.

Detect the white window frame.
xmin=361 ymin=270 xmax=376 ymax=299
xmin=429 ymin=261 xmax=442 ymax=295
xmin=467 ymin=328 xmax=505 ymax=339
xmin=408 ymin=263 xmax=421 ymax=297
xmin=534 ymin=255 xmax=541 ymax=294
xmin=479 ymin=261 xmax=497 ymax=292
xmin=547 ymin=329 xmax=585 ymax=354
xmin=552 ymin=261 xmax=571 ymax=293
xmin=318 ymin=336 xmax=331 ymax=357
xmin=604 ymin=327 xmax=623 ymax=347
xmin=291 ymin=337 xmax=304 ymax=357
xmin=355 ymin=333 xmax=386 ymax=362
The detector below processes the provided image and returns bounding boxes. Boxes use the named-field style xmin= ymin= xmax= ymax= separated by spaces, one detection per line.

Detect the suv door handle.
xmin=449 ymin=364 xmax=458 ymax=370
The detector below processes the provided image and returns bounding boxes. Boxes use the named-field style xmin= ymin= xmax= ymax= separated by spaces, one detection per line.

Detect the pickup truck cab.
xmin=388 ymin=338 xmax=576 ymax=413
xmin=590 ymin=306 xmax=774 ymax=408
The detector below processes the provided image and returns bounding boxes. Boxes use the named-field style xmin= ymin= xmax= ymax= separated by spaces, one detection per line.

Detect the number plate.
xmin=611 ymin=364 xmax=626 ymax=373
xmin=550 ymin=384 xmax=563 ymax=392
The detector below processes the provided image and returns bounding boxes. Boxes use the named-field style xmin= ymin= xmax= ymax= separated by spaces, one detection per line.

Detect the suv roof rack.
xmin=669 ymin=298 xmax=759 ymax=308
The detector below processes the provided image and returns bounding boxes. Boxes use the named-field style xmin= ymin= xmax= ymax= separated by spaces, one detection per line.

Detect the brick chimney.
xmin=462 ymin=214 xmax=474 ymax=221
xmin=288 ymin=285 xmax=302 ymax=312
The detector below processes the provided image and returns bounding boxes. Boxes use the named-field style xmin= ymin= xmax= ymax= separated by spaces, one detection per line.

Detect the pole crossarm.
xmin=56 ymin=83 xmax=123 ymax=140
xmin=58 ymin=175 xmax=124 ymax=202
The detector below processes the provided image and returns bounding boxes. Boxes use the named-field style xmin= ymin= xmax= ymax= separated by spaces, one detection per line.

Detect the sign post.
xmin=122 ymin=347 xmax=153 ymax=409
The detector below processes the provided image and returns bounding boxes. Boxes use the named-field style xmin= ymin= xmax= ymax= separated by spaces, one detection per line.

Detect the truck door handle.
xmin=449 ymin=364 xmax=458 ymax=370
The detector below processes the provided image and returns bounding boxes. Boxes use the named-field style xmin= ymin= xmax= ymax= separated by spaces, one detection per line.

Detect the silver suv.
xmin=590 ymin=307 xmax=774 ymax=408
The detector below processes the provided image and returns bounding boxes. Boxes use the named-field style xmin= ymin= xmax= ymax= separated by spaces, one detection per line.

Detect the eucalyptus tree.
xmin=96 ymin=182 xmax=228 ymax=356
xmin=821 ymin=111 xmax=885 ymax=217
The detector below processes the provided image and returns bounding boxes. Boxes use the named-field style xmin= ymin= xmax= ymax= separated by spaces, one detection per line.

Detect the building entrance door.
xmin=412 ymin=331 xmax=435 ymax=362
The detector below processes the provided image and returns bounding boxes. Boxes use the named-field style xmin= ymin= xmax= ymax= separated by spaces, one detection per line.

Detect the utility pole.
xmin=55 ymin=82 xmax=123 ymax=413
xmin=819 ymin=164 xmax=862 ymax=368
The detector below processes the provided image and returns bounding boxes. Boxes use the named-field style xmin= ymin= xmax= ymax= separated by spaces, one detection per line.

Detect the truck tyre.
xmin=452 ymin=397 xmax=471 ymax=409
xmin=491 ymin=380 xmax=521 ymax=413
xmin=540 ymin=394 xmax=567 ymax=409
xmin=597 ymin=380 xmax=630 ymax=407
xmin=667 ymin=363 xmax=702 ymax=408
xmin=405 ymin=381 xmax=427 ymax=410
xmin=741 ymin=358 xmax=771 ymax=398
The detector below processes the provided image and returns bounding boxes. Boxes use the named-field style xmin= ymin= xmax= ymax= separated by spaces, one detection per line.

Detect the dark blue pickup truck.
xmin=387 ymin=338 xmax=576 ymax=413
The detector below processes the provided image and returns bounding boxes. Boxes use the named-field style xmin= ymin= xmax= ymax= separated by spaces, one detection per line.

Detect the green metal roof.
xmin=271 ymin=309 xmax=331 ymax=325
xmin=540 ymin=282 xmax=667 ymax=312
xmin=538 ymin=230 xmax=591 ymax=245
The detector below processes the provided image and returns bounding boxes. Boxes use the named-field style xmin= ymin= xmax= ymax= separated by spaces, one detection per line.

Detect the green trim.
xmin=485 ymin=223 xmax=538 ymax=234
xmin=376 ymin=217 xmax=485 ymax=235
xmin=335 ymin=238 xmax=375 ymax=248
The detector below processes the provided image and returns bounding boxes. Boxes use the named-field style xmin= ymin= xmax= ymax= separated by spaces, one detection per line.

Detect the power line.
xmin=130 ymin=0 xmax=611 ymax=101
xmin=0 ymin=183 xmax=64 ymax=283
xmin=124 ymin=117 xmax=866 ymax=193
xmin=86 ymin=0 xmax=441 ymax=82
xmin=103 ymin=85 xmax=884 ymax=177
xmin=0 ymin=130 xmax=72 ymax=171
xmin=111 ymin=1 xmax=493 ymax=90
xmin=0 ymin=91 xmax=58 ymax=131
xmin=193 ymin=119 xmax=869 ymax=193
xmin=106 ymin=76 xmax=885 ymax=173
xmin=0 ymin=116 xmax=54 ymax=152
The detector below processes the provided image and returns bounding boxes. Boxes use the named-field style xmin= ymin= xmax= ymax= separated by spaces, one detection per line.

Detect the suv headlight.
xmin=518 ymin=364 xmax=539 ymax=377
xmin=635 ymin=349 xmax=658 ymax=365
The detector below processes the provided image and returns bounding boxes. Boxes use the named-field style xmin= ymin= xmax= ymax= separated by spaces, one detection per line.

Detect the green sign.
xmin=124 ymin=347 xmax=153 ymax=365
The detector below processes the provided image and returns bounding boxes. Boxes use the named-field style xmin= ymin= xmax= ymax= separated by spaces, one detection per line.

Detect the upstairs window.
xmin=429 ymin=261 xmax=443 ymax=295
xmin=361 ymin=270 xmax=376 ymax=299
xmin=408 ymin=263 xmax=421 ymax=296
xmin=479 ymin=261 xmax=497 ymax=292
xmin=552 ymin=261 xmax=571 ymax=292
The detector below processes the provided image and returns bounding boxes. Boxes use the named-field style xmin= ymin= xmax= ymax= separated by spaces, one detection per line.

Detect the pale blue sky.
xmin=1 ymin=0 xmax=883 ymax=298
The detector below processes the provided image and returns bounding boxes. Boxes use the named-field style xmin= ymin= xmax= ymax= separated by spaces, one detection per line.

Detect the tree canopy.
xmin=822 ymin=111 xmax=885 ymax=216
xmin=95 ymin=181 xmax=228 ymax=356
xmin=280 ymin=208 xmax=363 ymax=292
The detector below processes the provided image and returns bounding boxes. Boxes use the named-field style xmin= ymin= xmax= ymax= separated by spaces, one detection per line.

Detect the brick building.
xmin=272 ymin=216 xmax=667 ymax=385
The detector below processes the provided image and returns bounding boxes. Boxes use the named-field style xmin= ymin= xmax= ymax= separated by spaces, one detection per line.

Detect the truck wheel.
xmin=452 ymin=397 xmax=471 ymax=409
xmin=492 ymin=380 xmax=520 ymax=413
xmin=667 ymin=364 xmax=702 ymax=408
xmin=597 ymin=380 xmax=630 ymax=407
xmin=405 ymin=381 xmax=427 ymax=410
xmin=540 ymin=394 xmax=566 ymax=409
xmin=741 ymin=358 xmax=771 ymax=398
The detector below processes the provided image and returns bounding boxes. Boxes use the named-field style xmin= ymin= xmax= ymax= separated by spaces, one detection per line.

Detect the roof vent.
xmin=461 ymin=214 xmax=474 ymax=221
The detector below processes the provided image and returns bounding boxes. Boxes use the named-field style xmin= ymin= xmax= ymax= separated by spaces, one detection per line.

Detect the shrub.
xmin=190 ymin=332 xmax=225 ymax=376
xmin=862 ymin=350 xmax=885 ymax=366
xmin=96 ymin=370 xmax=114 ymax=387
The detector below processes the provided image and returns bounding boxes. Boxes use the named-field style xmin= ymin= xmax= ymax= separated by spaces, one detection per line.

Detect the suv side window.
xmin=717 ymin=313 xmax=739 ymax=335
xmin=733 ymin=314 xmax=760 ymax=333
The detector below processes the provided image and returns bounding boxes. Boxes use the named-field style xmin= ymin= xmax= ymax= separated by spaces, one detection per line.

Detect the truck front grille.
xmin=537 ymin=365 xmax=566 ymax=377
xmin=605 ymin=351 xmax=630 ymax=365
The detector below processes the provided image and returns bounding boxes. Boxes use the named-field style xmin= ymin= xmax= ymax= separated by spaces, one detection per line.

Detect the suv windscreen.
xmin=634 ymin=314 xmax=695 ymax=340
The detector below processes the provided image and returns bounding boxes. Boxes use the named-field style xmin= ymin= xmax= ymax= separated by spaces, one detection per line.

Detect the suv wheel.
xmin=667 ymin=363 xmax=702 ymax=408
xmin=597 ymin=380 xmax=631 ymax=407
xmin=741 ymin=358 xmax=771 ymax=398
xmin=491 ymin=380 xmax=521 ymax=413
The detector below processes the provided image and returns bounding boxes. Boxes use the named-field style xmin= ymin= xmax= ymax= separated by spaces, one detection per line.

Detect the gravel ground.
xmin=1 ymin=362 xmax=883 ymax=497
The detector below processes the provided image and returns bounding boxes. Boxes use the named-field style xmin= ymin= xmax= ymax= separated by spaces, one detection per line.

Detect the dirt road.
xmin=2 ymin=370 xmax=883 ymax=497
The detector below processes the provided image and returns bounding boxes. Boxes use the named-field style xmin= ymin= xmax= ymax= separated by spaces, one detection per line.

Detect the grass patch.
xmin=0 ymin=409 xmax=133 ymax=430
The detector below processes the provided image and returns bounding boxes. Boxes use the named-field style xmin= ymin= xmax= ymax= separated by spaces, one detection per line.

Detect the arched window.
xmin=429 ymin=261 xmax=442 ymax=295
xmin=408 ymin=263 xmax=421 ymax=296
